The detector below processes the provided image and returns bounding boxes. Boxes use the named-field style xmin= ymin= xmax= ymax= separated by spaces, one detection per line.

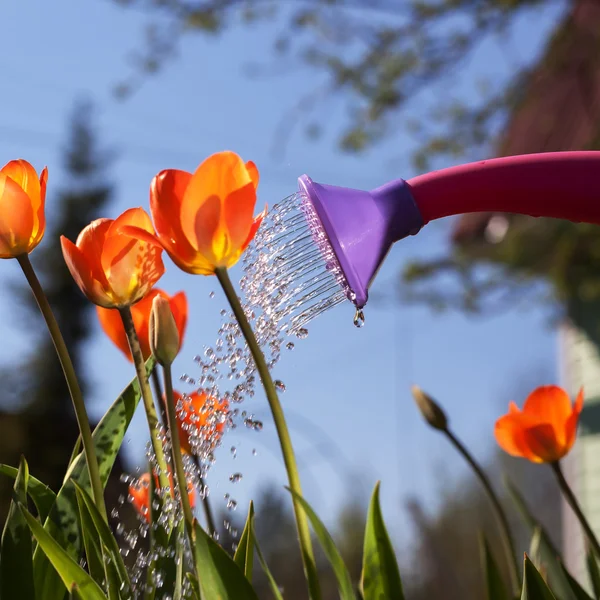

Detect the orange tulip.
xmin=61 ymin=208 xmax=165 ymax=308
xmin=97 ymin=288 xmax=187 ymax=362
xmin=0 ymin=159 xmax=48 ymax=258
xmin=129 ymin=471 xmax=196 ymax=524
xmin=140 ymin=151 xmax=266 ymax=274
xmin=495 ymin=385 xmax=584 ymax=463
xmin=171 ymin=390 xmax=229 ymax=455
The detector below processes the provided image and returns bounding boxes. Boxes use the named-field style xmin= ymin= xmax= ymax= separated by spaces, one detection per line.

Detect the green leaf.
xmin=521 ymin=554 xmax=557 ymax=600
xmin=32 ymin=358 xmax=155 ymax=600
xmin=587 ymin=547 xmax=600 ymax=599
xmin=185 ymin=573 xmax=201 ymax=600
xmin=506 ymin=477 xmax=577 ymax=600
xmin=19 ymin=504 xmax=107 ymax=600
xmin=252 ymin=518 xmax=284 ymax=600
xmin=192 ymin=519 xmax=260 ymax=600
xmin=559 ymin=561 xmax=594 ymax=600
xmin=174 ymin=520 xmax=185 ymax=600
xmin=233 ymin=501 xmax=255 ymax=582
xmin=0 ymin=456 xmax=35 ymax=600
xmin=74 ymin=484 xmax=105 ymax=586
xmin=0 ymin=463 xmax=57 ymax=522
xmin=103 ymin=553 xmax=123 ymax=600
xmin=479 ymin=533 xmax=510 ymax=600
xmin=287 ymin=488 xmax=357 ymax=600
xmin=360 ymin=482 xmax=404 ymax=600
xmin=144 ymin=465 xmax=177 ymax=600
xmin=66 ymin=436 xmax=82 ymax=478
xmin=70 ymin=589 xmax=83 ymax=600
xmin=73 ymin=482 xmax=130 ymax=591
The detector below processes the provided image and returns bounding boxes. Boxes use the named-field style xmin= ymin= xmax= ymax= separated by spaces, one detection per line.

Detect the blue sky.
xmin=0 ymin=0 xmax=566 ymax=551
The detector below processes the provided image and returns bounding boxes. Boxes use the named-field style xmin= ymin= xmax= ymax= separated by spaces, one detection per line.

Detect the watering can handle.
xmin=407 ymin=151 xmax=600 ymax=226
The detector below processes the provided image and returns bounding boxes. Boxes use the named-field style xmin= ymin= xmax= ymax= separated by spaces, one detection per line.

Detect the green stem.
xmin=119 ymin=307 xmax=170 ymax=493
xmin=151 ymin=367 xmax=216 ymax=535
xmin=151 ymin=366 xmax=168 ymax=426
xmin=162 ymin=365 xmax=195 ymax=537
xmin=17 ymin=254 xmax=107 ymax=521
xmin=551 ymin=461 xmax=600 ymax=558
xmin=215 ymin=267 xmax=321 ymax=600
xmin=445 ymin=428 xmax=520 ymax=595
xmin=191 ymin=453 xmax=217 ymax=539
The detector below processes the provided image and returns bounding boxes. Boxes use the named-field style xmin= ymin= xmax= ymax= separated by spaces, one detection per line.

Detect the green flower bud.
xmin=411 ymin=385 xmax=448 ymax=431
xmin=149 ymin=295 xmax=180 ymax=366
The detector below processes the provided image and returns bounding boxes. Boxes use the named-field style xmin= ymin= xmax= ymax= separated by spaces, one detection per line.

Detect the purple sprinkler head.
xmin=298 ymin=175 xmax=424 ymax=308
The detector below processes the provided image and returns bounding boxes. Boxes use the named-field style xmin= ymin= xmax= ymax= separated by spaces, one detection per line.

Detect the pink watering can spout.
xmin=299 ymin=151 xmax=600 ymax=309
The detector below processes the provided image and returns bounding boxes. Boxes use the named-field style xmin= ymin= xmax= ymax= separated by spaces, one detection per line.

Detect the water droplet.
xmin=229 ymin=473 xmax=243 ymax=483
xmin=252 ymin=448 xmax=257 ymax=456
xmin=296 ymin=328 xmax=308 ymax=339
xmin=353 ymin=308 xmax=365 ymax=328
xmin=226 ymin=499 xmax=238 ymax=511
xmin=209 ymin=291 xmax=215 ymax=298
xmin=230 ymin=446 xmax=237 ymax=458
xmin=274 ymin=380 xmax=286 ymax=392
xmin=286 ymin=342 xmax=295 ymax=351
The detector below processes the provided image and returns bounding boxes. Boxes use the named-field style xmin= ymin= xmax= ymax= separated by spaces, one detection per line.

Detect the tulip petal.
xmin=108 ymin=207 xmax=155 ymax=237
xmin=119 ymin=225 xmax=163 ymax=247
xmin=246 ymin=160 xmax=259 ymax=189
xmin=241 ymin=206 xmax=267 ymax=253
xmin=150 ymin=169 xmax=197 ymax=264
xmin=1 ymin=160 xmax=41 ymax=208
xmin=61 ymin=236 xmax=113 ymax=307
xmin=170 ymin=291 xmax=188 ymax=348
xmin=76 ymin=219 xmax=112 ymax=288
xmin=185 ymin=151 xmax=253 ymax=209
xmin=564 ymin=387 xmax=584 ymax=451
xmin=96 ymin=306 xmax=132 ymax=362
xmin=101 ymin=233 xmax=164 ymax=305
xmin=1 ymin=161 xmax=48 ymax=247
xmin=0 ymin=174 xmax=34 ymax=257
xmin=101 ymin=209 xmax=165 ymax=305
xmin=494 ymin=413 xmax=539 ymax=461
xmin=223 ymin=183 xmax=258 ymax=253
xmin=522 ymin=423 xmax=563 ymax=462
xmin=185 ymin=193 xmax=222 ymax=259
xmin=129 ymin=474 xmax=151 ymax=523
xmin=181 ymin=151 xmax=253 ymax=259
xmin=523 ymin=385 xmax=573 ymax=445
xmin=34 ymin=167 xmax=48 ymax=245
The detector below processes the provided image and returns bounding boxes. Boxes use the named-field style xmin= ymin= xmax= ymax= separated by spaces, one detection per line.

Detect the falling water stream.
xmin=118 ymin=191 xmax=362 ymax=597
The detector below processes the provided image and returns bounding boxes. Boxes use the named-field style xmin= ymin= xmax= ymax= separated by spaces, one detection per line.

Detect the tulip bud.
xmin=411 ymin=385 xmax=448 ymax=431
xmin=149 ymin=295 xmax=180 ymax=366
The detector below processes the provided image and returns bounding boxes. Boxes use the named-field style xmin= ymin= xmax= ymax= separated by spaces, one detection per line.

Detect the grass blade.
xmin=287 ymin=487 xmax=357 ymax=600
xmin=360 ymin=482 xmax=404 ymax=600
xmin=0 ymin=456 xmax=35 ymax=600
xmin=0 ymin=463 xmax=56 ymax=522
xmin=233 ymin=501 xmax=255 ymax=582
xmin=20 ymin=504 xmax=107 ymax=600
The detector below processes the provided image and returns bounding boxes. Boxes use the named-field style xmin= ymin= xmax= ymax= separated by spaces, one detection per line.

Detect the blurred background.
xmin=2 ymin=0 xmax=599 ymax=596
